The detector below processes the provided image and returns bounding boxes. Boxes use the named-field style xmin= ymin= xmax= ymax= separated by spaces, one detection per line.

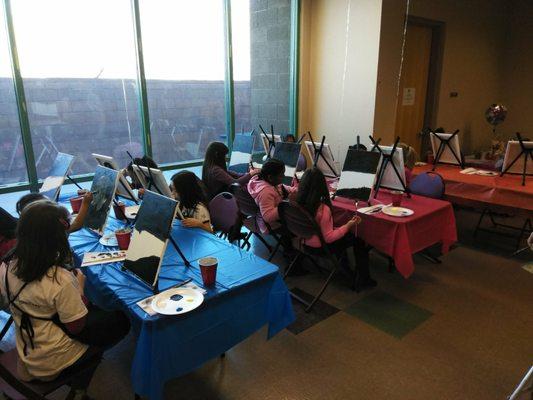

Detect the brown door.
xmin=394 ymin=23 xmax=432 ymax=153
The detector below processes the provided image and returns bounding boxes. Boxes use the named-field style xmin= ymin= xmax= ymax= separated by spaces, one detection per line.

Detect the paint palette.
xmin=381 ymin=206 xmax=414 ymax=217
xmin=151 ymin=287 xmax=204 ymax=315
xmin=99 ymin=233 xmax=118 ymax=247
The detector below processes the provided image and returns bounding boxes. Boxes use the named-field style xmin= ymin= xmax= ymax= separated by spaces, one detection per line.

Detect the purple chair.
xmin=409 ymin=172 xmax=445 ymax=199
xmin=208 ymin=192 xmax=242 ymax=243
xmin=230 ymin=183 xmax=283 ymax=260
xmin=278 ymin=201 xmax=355 ymax=312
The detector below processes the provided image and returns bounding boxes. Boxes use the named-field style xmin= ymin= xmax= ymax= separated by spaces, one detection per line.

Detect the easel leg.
xmin=473 ymin=208 xmax=488 ymax=238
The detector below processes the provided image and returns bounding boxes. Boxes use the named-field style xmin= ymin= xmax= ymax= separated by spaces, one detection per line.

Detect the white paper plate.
xmin=99 ymin=233 xmax=118 ymax=247
xmin=476 ymin=170 xmax=498 ymax=176
xmin=382 ymin=206 xmax=414 ymax=217
xmin=125 ymin=205 xmax=140 ymax=219
xmin=151 ymin=287 xmax=204 ymax=315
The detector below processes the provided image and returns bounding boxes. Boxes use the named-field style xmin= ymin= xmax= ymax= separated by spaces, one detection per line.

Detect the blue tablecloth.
xmin=66 ymin=197 xmax=294 ymax=399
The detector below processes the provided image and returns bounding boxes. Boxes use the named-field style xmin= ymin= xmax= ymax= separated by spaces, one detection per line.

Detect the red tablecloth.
xmin=413 ymin=164 xmax=533 ymax=214
xmin=332 ymin=192 xmax=457 ymax=279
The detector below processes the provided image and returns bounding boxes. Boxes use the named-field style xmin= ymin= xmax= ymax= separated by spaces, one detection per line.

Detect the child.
xmin=16 ymin=191 xmax=93 ymax=234
xmin=0 ymin=207 xmax=17 ymax=260
xmin=0 ymin=201 xmax=129 ymax=399
xmin=398 ymin=142 xmax=417 ymax=186
xmin=296 ymin=168 xmax=376 ymax=292
xmin=170 ymin=171 xmax=213 ymax=233
xmin=202 ymin=142 xmax=260 ymax=200
xmin=247 ymin=158 xmax=297 ymax=234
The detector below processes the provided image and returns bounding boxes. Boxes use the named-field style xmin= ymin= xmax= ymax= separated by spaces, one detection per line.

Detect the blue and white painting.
xmin=40 ymin=152 xmax=74 ymax=200
xmin=84 ymin=166 xmax=119 ymax=234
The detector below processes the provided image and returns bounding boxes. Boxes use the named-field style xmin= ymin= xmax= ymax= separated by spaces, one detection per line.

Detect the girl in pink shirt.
xmin=296 ymin=168 xmax=376 ymax=292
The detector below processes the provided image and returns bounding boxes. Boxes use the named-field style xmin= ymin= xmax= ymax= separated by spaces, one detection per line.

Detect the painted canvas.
xmin=502 ymin=140 xmax=533 ymax=175
xmin=336 ymin=149 xmax=381 ymax=201
xmin=229 ymin=135 xmax=255 ymax=174
xmin=40 ymin=152 xmax=74 ymax=200
xmin=92 ymin=153 xmax=137 ymax=201
xmin=430 ymin=132 xmax=462 ymax=166
xmin=84 ymin=166 xmax=119 ymax=234
xmin=132 ymin=165 xmax=173 ymax=198
xmin=273 ymin=142 xmax=302 ymax=185
xmin=372 ymin=145 xmax=406 ymax=191
xmin=123 ymin=190 xmax=178 ymax=289
xmin=304 ymin=141 xmax=340 ymax=177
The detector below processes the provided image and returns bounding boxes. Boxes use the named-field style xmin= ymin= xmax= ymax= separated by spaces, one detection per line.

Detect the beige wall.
xmin=373 ymin=0 xmax=531 ymax=154
xmin=299 ymin=0 xmax=383 ymax=164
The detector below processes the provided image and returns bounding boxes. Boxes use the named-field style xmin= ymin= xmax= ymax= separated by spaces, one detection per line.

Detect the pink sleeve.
xmin=255 ymin=189 xmax=280 ymax=225
xmin=318 ymin=205 xmax=348 ymax=244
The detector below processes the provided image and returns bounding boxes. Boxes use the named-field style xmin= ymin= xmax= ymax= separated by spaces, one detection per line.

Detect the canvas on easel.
xmin=371 ymin=144 xmax=406 ymax=192
xmin=229 ymin=134 xmax=255 ymax=174
xmin=83 ymin=166 xmax=119 ymax=235
xmin=123 ymin=190 xmax=178 ymax=290
xmin=336 ymin=149 xmax=381 ymax=201
xmin=501 ymin=134 xmax=533 ymax=185
xmin=272 ymin=142 xmax=302 ymax=185
xmin=430 ymin=131 xmax=463 ymax=168
xmin=304 ymin=140 xmax=340 ymax=177
xmin=92 ymin=153 xmax=137 ymax=202
xmin=260 ymin=133 xmax=281 ymax=158
xmin=132 ymin=165 xmax=173 ymax=198
xmin=40 ymin=152 xmax=75 ymax=201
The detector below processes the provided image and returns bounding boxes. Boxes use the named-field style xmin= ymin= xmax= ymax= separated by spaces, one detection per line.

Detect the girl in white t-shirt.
xmin=170 ymin=171 xmax=213 ymax=233
xmin=0 ymin=201 xmax=129 ymax=400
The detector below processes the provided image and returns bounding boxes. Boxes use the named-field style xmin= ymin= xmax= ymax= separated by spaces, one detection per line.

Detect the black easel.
xmin=126 ymin=151 xmax=164 ymax=196
xmin=259 ymin=124 xmax=275 ymax=158
xmin=431 ymin=129 xmax=464 ymax=170
xmin=369 ymin=136 xmax=410 ymax=198
xmin=308 ymin=132 xmax=339 ymax=177
xmin=500 ymin=132 xmax=532 ymax=186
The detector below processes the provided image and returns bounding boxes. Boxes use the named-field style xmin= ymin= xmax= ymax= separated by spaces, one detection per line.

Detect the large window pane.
xmin=0 ymin=5 xmax=27 ymax=187
xmin=232 ymin=0 xmax=292 ymax=150
xmin=140 ymin=0 xmax=227 ymax=165
xmin=11 ymin=0 xmax=142 ymax=179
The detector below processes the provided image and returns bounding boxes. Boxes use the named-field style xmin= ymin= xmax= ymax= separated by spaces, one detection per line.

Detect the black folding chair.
xmin=278 ymin=201 xmax=355 ymax=312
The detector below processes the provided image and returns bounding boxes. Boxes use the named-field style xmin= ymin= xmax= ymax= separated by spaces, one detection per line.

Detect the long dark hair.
xmin=171 ymin=171 xmax=208 ymax=211
xmin=258 ymin=159 xmax=285 ymax=183
xmin=296 ymin=168 xmax=332 ymax=216
xmin=14 ymin=201 xmax=72 ymax=282
xmin=202 ymin=142 xmax=229 ymax=182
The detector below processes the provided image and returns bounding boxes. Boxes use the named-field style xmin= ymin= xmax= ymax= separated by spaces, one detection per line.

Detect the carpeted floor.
xmin=1 ymin=205 xmax=532 ymax=399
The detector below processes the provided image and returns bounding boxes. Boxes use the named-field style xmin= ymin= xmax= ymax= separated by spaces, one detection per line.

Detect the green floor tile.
xmin=345 ymin=291 xmax=432 ymax=339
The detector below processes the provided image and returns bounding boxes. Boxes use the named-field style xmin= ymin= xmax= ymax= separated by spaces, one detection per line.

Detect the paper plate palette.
xmin=151 ymin=287 xmax=204 ymax=315
xmin=99 ymin=233 xmax=118 ymax=247
xmin=125 ymin=205 xmax=140 ymax=219
xmin=382 ymin=206 xmax=414 ymax=217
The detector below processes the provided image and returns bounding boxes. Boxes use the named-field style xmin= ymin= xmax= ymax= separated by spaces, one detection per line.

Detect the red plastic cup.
xmin=113 ymin=202 xmax=127 ymax=220
xmin=70 ymin=196 xmax=83 ymax=214
xmin=391 ymin=191 xmax=403 ymax=207
xmin=115 ymin=229 xmax=132 ymax=250
xmin=199 ymin=257 xmax=218 ymax=287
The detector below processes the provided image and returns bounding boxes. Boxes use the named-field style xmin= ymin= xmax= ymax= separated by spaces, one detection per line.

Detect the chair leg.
xmin=473 ymin=208 xmax=488 ymax=238
xmin=419 ymin=250 xmax=442 ymax=264
xmin=0 ymin=316 xmax=13 ymax=341
xmin=305 ymin=264 xmax=338 ymax=313
xmin=283 ymin=253 xmax=301 ymax=278
xmin=267 ymin=241 xmax=281 ymax=262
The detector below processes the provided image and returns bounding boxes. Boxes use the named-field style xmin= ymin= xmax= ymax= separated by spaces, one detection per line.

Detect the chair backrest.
xmin=409 ymin=172 xmax=445 ymax=199
xmin=230 ymin=183 xmax=260 ymax=218
xmin=208 ymin=192 xmax=240 ymax=234
xmin=278 ymin=201 xmax=323 ymax=243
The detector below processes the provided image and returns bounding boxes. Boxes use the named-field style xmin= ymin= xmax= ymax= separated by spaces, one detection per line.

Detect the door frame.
xmin=406 ymin=15 xmax=445 ymax=155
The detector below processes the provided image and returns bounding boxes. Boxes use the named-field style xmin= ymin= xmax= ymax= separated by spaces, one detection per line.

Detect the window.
xmin=10 ymin=0 xmax=142 ymax=179
xmin=139 ymin=0 xmax=227 ymax=165
xmin=231 ymin=0 xmax=293 ymax=151
xmin=0 ymin=5 xmax=27 ymax=187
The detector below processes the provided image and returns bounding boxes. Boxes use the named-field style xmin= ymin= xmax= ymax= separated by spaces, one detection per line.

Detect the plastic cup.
xmin=115 ymin=229 xmax=132 ymax=250
xmin=199 ymin=257 xmax=218 ymax=287
xmin=113 ymin=202 xmax=127 ymax=220
xmin=70 ymin=196 xmax=83 ymax=214
xmin=391 ymin=191 xmax=403 ymax=207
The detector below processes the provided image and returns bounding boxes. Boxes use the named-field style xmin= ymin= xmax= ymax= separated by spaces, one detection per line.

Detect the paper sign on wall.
xmin=402 ymin=88 xmax=415 ymax=106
